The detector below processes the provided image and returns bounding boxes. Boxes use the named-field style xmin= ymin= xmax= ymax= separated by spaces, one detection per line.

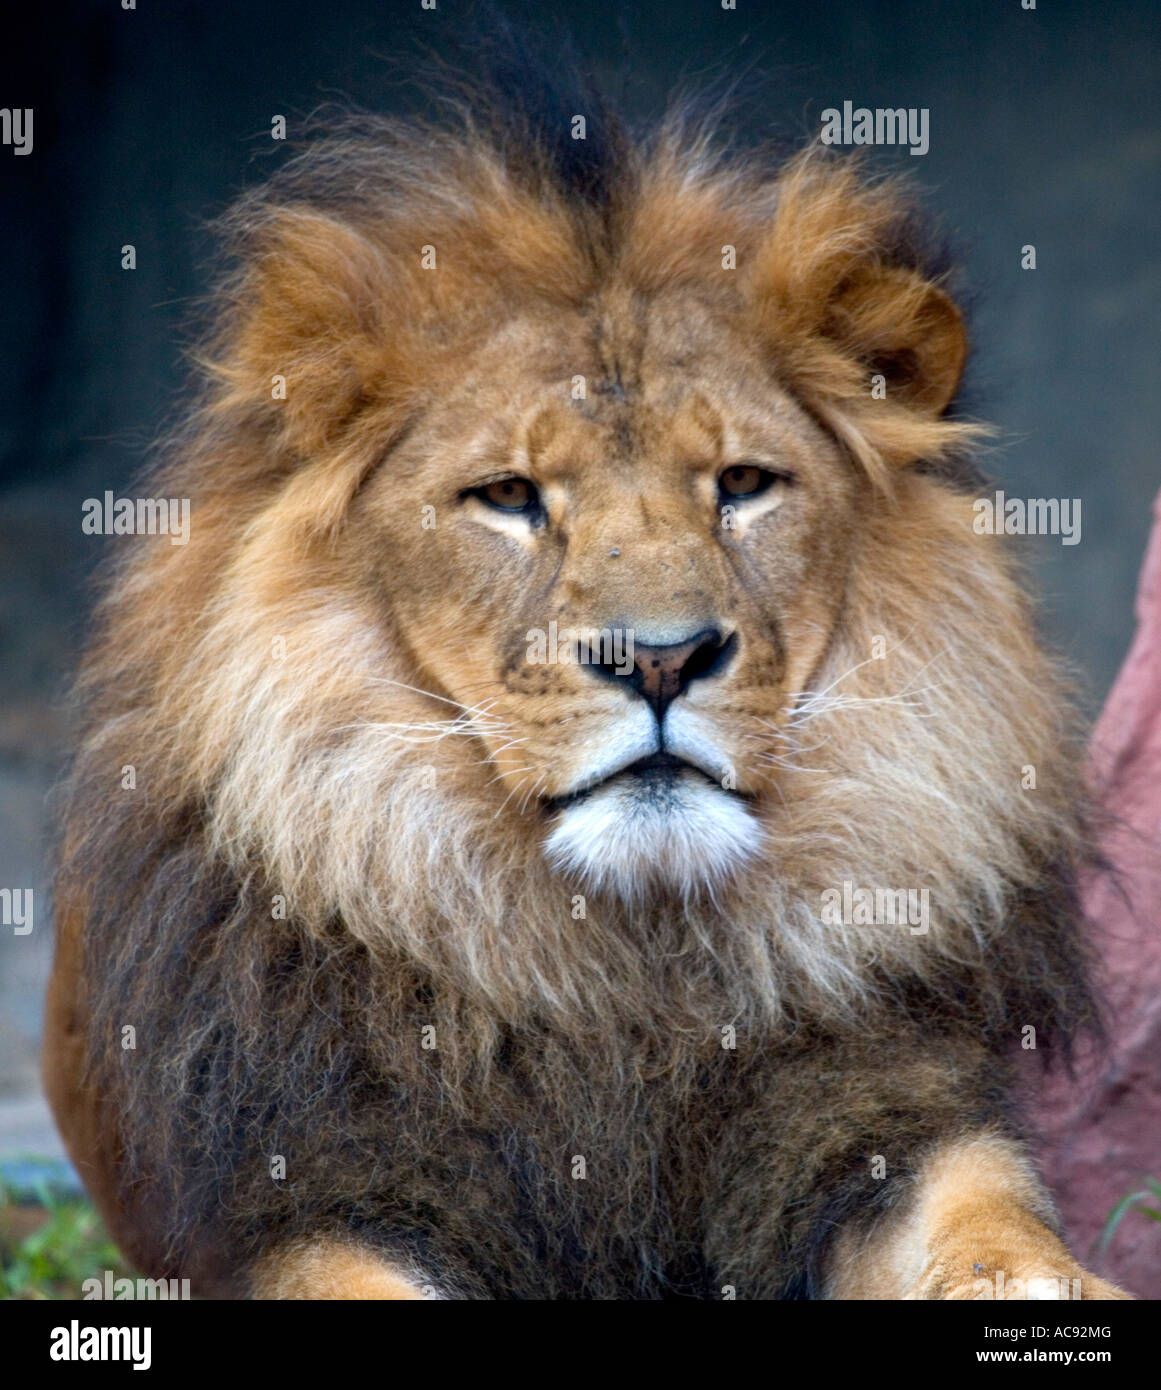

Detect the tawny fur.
xmin=45 ymin=62 xmax=1120 ymax=1299
xmin=249 ymin=1238 xmax=429 ymax=1301
xmin=829 ymin=1133 xmax=1129 ymax=1300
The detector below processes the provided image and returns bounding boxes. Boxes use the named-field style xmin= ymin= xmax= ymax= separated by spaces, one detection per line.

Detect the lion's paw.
xmin=941 ymin=1263 xmax=1132 ymax=1301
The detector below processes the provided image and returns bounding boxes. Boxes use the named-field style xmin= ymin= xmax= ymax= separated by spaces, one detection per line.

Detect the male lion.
xmin=45 ymin=57 xmax=1129 ymax=1299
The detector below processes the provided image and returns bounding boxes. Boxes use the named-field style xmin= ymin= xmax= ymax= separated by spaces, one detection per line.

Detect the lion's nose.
xmin=589 ymin=627 xmax=736 ymax=719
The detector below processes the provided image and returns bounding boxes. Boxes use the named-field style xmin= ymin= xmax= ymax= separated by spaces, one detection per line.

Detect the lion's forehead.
xmin=398 ymin=305 xmax=837 ymax=497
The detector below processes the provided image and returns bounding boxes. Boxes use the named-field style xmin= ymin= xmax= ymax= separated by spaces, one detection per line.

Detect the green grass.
xmin=0 ymin=1175 xmax=128 ymax=1300
xmin=1096 ymin=1175 xmax=1161 ymax=1261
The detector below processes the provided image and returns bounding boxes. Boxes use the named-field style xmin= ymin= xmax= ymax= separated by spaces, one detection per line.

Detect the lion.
xmin=43 ymin=54 xmax=1130 ymax=1300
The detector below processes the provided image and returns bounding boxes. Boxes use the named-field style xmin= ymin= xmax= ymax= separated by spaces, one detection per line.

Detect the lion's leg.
xmin=827 ymin=1131 xmax=1130 ymax=1300
xmin=43 ymin=895 xmax=143 ymax=1260
xmin=249 ymin=1237 xmax=434 ymax=1300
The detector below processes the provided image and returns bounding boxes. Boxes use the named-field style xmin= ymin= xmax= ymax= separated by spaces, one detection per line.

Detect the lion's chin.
xmin=543 ymin=767 xmax=764 ymax=903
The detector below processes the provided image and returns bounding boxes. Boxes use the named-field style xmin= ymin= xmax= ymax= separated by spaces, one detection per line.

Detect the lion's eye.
xmin=717 ymin=465 xmax=788 ymax=501
xmin=472 ymin=477 xmax=541 ymax=514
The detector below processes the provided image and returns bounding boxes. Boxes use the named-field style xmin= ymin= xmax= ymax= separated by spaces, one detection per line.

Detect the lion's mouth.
xmin=544 ymin=751 xmax=748 ymax=813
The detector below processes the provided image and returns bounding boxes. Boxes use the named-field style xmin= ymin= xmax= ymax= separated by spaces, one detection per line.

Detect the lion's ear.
xmin=824 ymin=264 xmax=966 ymax=416
xmin=216 ymin=210 xmax=406 ymax=455
xmin=746 ymin=155 xmax=982 ymax=475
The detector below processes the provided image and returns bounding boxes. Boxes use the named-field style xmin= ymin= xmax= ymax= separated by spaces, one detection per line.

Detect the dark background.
xmin=1 ymin=0 xmax=1158 ymax=1162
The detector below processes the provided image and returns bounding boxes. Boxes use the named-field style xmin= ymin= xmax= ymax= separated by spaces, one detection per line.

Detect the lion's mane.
xmin=52 ymin=51 xmax=1099 ymax=1298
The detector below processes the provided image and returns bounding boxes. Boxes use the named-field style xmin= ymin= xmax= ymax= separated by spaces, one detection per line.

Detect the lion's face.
xmin=150 ymin=146 xmax=1009 ymax=946
xmin=66 ymin=137 xmax=1087 ymax=1034
xmin=353 ymin=291 xmax=860 ymax=898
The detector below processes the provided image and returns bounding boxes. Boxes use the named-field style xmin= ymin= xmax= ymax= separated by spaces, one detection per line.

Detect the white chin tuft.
xmin=544 ymin=769 xmax=764 ymax=902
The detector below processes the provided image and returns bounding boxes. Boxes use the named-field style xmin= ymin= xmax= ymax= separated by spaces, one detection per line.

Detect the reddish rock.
xmin=1028 ymin=490 xmax=1161 ymax=1298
